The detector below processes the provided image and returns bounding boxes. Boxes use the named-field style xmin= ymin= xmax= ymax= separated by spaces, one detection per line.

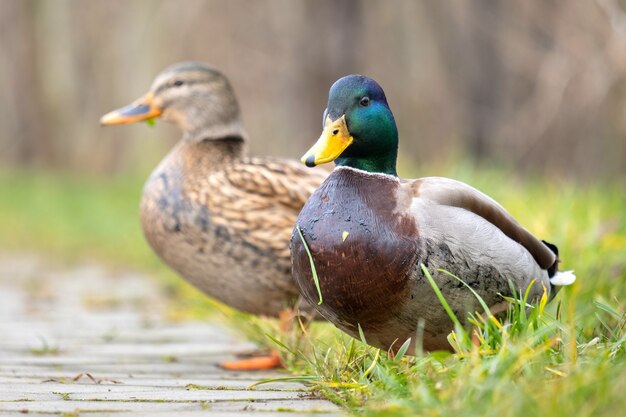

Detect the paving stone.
xmin=0 ymin=368 xmax=300 ymax=385
xmin=0 ymin=382 xmax=311 ymax=401
xmin=0 ymin=399 xmax=340 ymax=414
xmin=0 ymin=375 xmax=305 ymax=390
xmin=0 ymin=400 xmax=202 ymax=413
xmin=0 ymin=254 xmax=343 ymax=416
xmin=86 ymin=412 xmax=339 ymax=417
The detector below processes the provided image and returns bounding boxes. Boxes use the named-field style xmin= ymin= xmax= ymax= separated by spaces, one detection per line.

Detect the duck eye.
xmin=359 ymin=96 xmax=370 ymax=107
xmin=173 ymin=80 xmax=184 ymax=87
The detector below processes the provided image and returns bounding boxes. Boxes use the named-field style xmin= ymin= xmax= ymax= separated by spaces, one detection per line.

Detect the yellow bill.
xmin=301 ymin=115 xmax=353 ymax=167
xmin=100 ymin=92 xmax=161 ymax=125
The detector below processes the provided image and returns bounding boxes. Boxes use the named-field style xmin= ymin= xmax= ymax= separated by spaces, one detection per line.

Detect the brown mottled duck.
xmin=291 ymin=75 xmax=575 ymax=352
xmin=100 ymin=62 xmax=326 ymax=369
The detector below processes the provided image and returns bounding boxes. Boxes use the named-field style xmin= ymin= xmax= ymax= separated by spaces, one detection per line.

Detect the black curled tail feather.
xmin=541 ymin=240 xmax=559 ymax=278
xmin=541 ymin=240 xmax=576 ymax=295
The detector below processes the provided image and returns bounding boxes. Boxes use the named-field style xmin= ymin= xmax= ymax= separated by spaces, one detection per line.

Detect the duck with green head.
xmin=291 ymin=75 xmax=575 ymax=352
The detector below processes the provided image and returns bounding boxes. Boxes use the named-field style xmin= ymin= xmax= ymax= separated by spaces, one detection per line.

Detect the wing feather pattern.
xmin=410 ymin=177 xmax=556 ymax=269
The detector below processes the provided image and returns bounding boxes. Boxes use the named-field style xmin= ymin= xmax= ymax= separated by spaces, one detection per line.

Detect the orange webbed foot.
xmin=219 ymin=350 xmax=282 ymax=371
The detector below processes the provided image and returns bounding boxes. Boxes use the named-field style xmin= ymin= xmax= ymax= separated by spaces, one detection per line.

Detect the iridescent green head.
xmin=302 ymin=75 xmax=398 ymax=176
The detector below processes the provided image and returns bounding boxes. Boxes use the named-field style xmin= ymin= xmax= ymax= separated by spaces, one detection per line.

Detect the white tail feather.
xmin=550 ymin=270 xmax=576 ymax=286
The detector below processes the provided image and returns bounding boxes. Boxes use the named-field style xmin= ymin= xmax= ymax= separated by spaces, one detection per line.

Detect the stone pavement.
xmin=0 ymin=254 xmax=342 ymax=416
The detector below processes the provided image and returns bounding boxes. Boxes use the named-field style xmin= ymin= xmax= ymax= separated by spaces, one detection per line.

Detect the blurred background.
xmin=0 ymin=0 xmax=624 ymax=310
xmin=1 ymin=0 xmax=626 ymax=179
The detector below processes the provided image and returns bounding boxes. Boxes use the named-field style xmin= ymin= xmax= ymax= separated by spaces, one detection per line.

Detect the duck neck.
xmin=335 ymin=148 xmax=398 ymax=177
xmin=153 ymin=133 xmax=246 ymax=190
xmin=182 ymin=120 xmax=248 ymax=145
xmin=181 ymin=135 xmax=246 ymax=170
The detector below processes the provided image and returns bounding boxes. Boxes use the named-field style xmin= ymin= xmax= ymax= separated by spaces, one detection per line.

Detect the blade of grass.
xmin=296 ymin=225 xmax=323 ymax=305
xmin=422 ymin=263 xmax=462 ymax=328
xmin=248 ymin=375 xmax=317 ymax=389
xmin=362 ymin=349 xmax=381 ymax=378
xmin=437 ymin=268 xmax=498 ymax=323
xmin=394 ymin=338 xmax=412 ymax=362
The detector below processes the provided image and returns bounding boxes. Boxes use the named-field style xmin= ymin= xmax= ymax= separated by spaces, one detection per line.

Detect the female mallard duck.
xmin=290 ymin=75 xmax=575 ymax=352
xmin=100 ymin=62 xmax=326 ymax=368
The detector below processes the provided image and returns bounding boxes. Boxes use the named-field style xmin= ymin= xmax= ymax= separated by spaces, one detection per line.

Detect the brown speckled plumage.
xmin=102 ymin=62 xmax=326 ymax=316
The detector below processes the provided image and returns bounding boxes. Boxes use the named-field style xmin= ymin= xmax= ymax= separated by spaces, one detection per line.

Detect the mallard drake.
xmin=100 ymin=62 xmax=326 ymax=368
xmin=290 ymin=75 xmax=575 ymax=352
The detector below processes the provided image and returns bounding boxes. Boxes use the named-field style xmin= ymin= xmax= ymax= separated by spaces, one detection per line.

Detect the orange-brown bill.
xmin=100 ymin=92 xmax=161 ymax=125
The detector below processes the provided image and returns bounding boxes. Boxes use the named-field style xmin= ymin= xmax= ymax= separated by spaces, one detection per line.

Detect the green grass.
xmin=0 ymin=168 xmax=219 ymax=318
xmin=0 ymin=165 xmax=625 ymax=417
xmin=235 ymin=163 xmax=626 ymax=417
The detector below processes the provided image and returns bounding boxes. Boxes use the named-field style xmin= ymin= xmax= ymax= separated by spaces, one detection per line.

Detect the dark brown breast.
xmin=290 ymin=167 xmax=419 ymax=333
